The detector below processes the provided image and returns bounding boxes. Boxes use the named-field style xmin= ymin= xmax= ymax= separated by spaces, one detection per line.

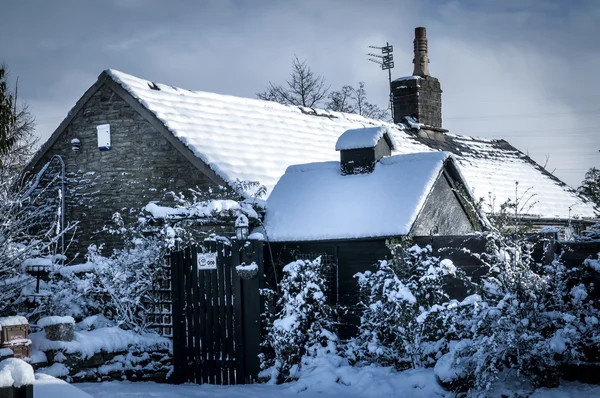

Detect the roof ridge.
xmin=103 ymin=68 xmax=405 ymax=131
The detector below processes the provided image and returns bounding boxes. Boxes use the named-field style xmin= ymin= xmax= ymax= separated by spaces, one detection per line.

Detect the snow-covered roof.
xmin=263 ymin=152 xmax=450 ymax=242
xmin=92 ymin=70 xmax=596 ymax=221
xmin=335 ymin=126 xmax=395 ymax=151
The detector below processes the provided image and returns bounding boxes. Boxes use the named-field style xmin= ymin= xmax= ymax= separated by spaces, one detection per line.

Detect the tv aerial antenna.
xmin=368 ymin=43 xmax=394 ymax=117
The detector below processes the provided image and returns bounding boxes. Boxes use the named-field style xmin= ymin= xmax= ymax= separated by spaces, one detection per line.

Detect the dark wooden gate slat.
xmin=197 ymin=247 xmax=207 ymax=384
xmin=190 ymin=246 xmax=201 ymax=384
xmin=204 ymin=244 xmax=214 ymax=384
xmin=212 ymin=249 xmax=222 ymax=385
xmin=216 ymin=242 xmax=227 ymax=384
xmin=223 ymin=244 xmax=235 ymax=384
xmin=183 ymin=247 xmax=196 ymax=384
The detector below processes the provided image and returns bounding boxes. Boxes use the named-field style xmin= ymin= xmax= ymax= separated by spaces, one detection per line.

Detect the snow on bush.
xmin=350 ymin=241 xmax=471 ymax=370
xmin=260 ymin=257 xmax=338 ymax=383
xmin=438 ymin=231 xmax=600 ymax=394
xmin=575 ymin=222 xmax=600 ymax=241
xmin=0 ymin=160 xmax=76 ymax=317
xmin=73 ymin=226 xmax=170 ymax=332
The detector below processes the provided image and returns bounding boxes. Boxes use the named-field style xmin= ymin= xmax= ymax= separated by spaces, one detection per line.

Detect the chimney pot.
xmin=412 ymin=26 xmax=430 ymax=77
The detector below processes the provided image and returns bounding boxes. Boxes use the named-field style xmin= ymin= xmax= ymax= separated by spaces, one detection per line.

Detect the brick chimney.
xmin=392 ymin=27 xmax=443 ymax=129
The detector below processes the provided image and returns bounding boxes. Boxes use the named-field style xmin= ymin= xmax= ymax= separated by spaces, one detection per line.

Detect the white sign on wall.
xmin=97 ymin=124 xmax=111 ymax=151
xmin=197 ymin=252 xmax=217 ymax=270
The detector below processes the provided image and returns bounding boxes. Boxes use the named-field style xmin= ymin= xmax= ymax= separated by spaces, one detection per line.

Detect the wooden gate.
xmin=170 ymin=239 xmax=263 ymax=385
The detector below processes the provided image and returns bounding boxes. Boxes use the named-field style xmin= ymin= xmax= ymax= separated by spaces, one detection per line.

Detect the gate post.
xmin=232 ymin=238 xmax=264 ymax=383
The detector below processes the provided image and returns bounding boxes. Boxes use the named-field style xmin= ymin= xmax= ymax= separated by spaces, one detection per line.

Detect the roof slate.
xmin=101 ymin=69 xmax=597 ymax=221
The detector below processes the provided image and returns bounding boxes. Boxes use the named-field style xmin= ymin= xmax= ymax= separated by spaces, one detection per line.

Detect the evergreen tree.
xmin=0 ymin=64 xmax=18 ymax=155
xmin=578 ymin=166 xmax=600 ymax=211
xmin=0 ymin=64 xmax=37 ymax=188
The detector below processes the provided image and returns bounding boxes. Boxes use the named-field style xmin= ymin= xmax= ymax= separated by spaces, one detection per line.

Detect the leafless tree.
xmin=257 ymin=56 xmax=329 ymax=108
xmin=327 ymin=82 xmax=389 ymax=121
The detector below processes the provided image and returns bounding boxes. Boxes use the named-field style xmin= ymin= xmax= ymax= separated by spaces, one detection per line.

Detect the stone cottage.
xmin=25 ymin=27 xmax=597 ymax=261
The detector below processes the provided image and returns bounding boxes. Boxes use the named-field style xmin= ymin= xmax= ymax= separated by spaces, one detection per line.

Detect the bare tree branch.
xmin=257 ymin=55 xmax=329 ymax=108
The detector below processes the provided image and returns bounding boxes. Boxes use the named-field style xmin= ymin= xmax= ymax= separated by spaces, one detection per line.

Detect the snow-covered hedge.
xmin=349 ymin=242 xmax=471 ymax=370
xmin=343 ymin=232 xmax=600 ymax=395
xmin=437 ymin=232 xmax=600 ymax=393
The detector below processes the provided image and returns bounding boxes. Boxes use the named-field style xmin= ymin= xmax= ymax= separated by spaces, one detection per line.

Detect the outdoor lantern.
xmin=235 ymin=213 xmax=249 ymax=240
xmin=71 ymin=138 xmax=81 ymax=152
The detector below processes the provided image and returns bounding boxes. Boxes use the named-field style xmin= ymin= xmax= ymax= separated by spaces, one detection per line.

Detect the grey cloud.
xmin=1 ymin=0 xmax=598 ymax=186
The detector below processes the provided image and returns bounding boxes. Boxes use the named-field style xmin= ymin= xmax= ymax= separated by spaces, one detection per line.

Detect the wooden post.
xmin=231 ymin=239 xmax=245 ymax=383
xmin=0 ymin=385 xmax=33 ymax=398
xmin=240 ymin=239 xmax=264 ymax=383
xmin=169 ymin=251 xmax=185 ymax=384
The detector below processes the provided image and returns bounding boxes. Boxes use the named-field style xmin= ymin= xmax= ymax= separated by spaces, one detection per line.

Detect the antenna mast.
xmin=368 ymin=42 xmax=394 ymax=119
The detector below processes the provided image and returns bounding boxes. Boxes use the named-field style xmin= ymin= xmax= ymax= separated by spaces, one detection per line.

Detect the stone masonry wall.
xmin=33 ymin=347 xmax=173 ymax=383
xmin=33 ymin=84 xmax=219 ymax=259
xmin=392 ymin=76 xmax=442 ymax=128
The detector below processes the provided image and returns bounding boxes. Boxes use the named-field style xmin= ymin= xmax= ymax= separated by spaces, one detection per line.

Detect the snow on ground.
xmin=530 ymin=382 xmax=600 ymax=397
xmin=34 ymin=373 xmax=93 ymax=398
xmin=76 ymin=368 xmax=443 ymax=398
xmin=74 ymin=376 xmax=600 ymax=398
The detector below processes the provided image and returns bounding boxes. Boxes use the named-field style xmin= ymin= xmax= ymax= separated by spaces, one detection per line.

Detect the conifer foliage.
xmin=260 ymin=257 xmax=338 ymax=383
xmin=351 ymin=242 xmax=470 ymax=370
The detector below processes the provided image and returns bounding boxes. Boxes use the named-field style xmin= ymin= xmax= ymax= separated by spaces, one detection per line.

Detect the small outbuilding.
xmin=263 ymin=127 xmax=483 ymax=331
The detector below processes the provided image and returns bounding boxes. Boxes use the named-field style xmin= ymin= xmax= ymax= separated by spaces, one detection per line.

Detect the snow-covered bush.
xmin=260 ymin=257 xmax=338 ymax=383
xmin=575 ymin=222 xmax=600 ymax=241
xmin=440 ymin=231 xmax=600 ymax=394
xmin=0 ymin=163 xmax=76 ymax=317
xmin=350 ymin=241 xmax=470 ymax=370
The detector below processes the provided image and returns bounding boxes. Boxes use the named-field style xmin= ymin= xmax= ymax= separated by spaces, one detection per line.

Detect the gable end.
xmin=410 ymin=161 xmax=480 ymax=236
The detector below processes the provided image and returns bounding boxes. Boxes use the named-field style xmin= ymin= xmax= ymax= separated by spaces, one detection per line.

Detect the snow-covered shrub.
xmin=350 ymin=241 xmax=470 ymax=370
xmin=441 ymin=231 xmax=600 ymax=394
xmin=0 ymin=163 xmax=76 ymax=317
xmin=575 ymin=222 xmax=600 ymax=241
xmin=260 ymin=257 xmax=338 ymax=383
xmin=72 ymin=218 xmax=176 ymax=332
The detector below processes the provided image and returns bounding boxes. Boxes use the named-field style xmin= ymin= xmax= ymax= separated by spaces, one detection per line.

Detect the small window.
xmin=97 ymin=124 xmax=111 ymax=151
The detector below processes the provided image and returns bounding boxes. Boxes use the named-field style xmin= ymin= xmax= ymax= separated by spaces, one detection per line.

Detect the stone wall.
xmin=32 ymin=84 xmax=219 ymax=259
xmin=392 ymin=76 xmax=443 ymax=129
xmin=33 ymin=347 xmax=172 ymax=383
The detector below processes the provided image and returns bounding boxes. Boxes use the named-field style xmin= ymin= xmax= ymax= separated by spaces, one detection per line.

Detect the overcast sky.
xmin=2 ymin=0 xmax=599 ymax=187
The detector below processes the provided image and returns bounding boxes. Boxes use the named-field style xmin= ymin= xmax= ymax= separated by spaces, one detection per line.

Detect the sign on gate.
xmin=197 ymin=252 xmax=217 ymax=270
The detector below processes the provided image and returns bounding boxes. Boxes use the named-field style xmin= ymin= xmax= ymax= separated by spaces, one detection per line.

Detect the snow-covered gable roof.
xmin=335 ymin=126 xmax=395 ymax=151
xmin=106 ymin=70 xmax=428 ymax=195
xmin=264 ymin=152 xmax=451 ymax=242
xmin=99 ymin=69 xmax=596 ymax=221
